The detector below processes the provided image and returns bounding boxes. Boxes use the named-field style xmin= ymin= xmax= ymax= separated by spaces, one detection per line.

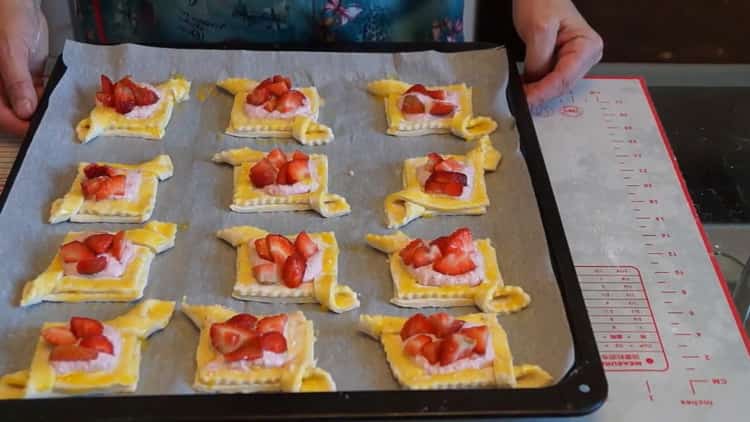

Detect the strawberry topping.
xmin=84 ymin=233 xmax=114 ymax=254
xmin=400 ymin=312 xmax=488 ymax=367
xmin=421 ymin=339 xmax=442 ymax=364
xmin=400 ymin=313 xmax=435 ymax=340
xmin=424 ymin=171 xmax=467 ymax=197
xmin=267 ymin=234 xmax=295 ymax=264
xmin=403 ymin=333 xmax=432 ymax=357
xmin=249 ymin=149 xmax=312 ymax=189
xmin=254 ymin=237 xmax=273 ymax=261
xmin=79 ymin=334 xmax=114 ymax=355
xmin=41 ymin=327 xmax=77 ymax=346
xmin=429 ymin=101 xmax=456 ymax=116
xmin=45 ymin=317 xmax=118 ymax=363
xmin=285 ymin=159 xmax=311 ymax=184
xmin=266 ymin=148 xmax=288 ymax=169
xmin=70 ymin=317 xmax=104 ymax=338
xmin=224 ymin=336 xmax=263 ymax=362
xmin=433 ymin=252 xmax=477 ymax=276
xmin=438 ymin=333 xmax=476 ymax=366
xmin=210 ymin=322 xmax=256 ymax=354
xmin=281 ymin=253 xmax=306 ymax=288
xmin=252 ymin=262 xmax=280 ymax=284
xmin=256 ymin=314 xmax=288 ymax=335
xmin=459 ymin=325 xmax=489 ymax=355
xmin=260 ymin=332 xmax=288 ymax=353
xmin=77 ymin=256 xmax=107 ymax=275
xmin=246 ymin=75 xmax=306 ymax=113
xmin=60 ymin=241 xmax=96 ymax=263
xmin=80 ymin=164 xmax=130 ymax=201
xmin=428 ymin=313 xmax=465 ymax=337
xmin=401 ymin=94 xmax=425 ymax=114
xmin=293 ymin=232 xmax=319 ymax=259
xmin=276 ymin=90 xmax=306 ymax=113
xmin=405 ymin=84 xmax=447 ymax=100
xmin=399 ymin=228 xmax=477 ymax=277
xmin=211 ymin=312 xmax=291 ymax=364
xmin=110 ymin=231 xmax=127 ymax=261
xmin=49 ymin=344 xmax=98 ymax=362
xmin=249 ymin=158 xmax=278 ymax=188
xmin=226 ymin=313 xmax=258 ymax=331
xmin=97 ymin=75 xmax=158 ymax=113
xmin=252 ymin=231 xmax=321 ymax=288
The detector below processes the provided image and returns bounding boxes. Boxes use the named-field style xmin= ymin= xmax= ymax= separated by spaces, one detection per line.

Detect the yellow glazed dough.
xmin=217 ymin=226 xmax=359 ymax=313
xmin=358 ymin=313 xmax=552 ymax=390
xmin=49 ymin=155 xmax=174 ymax=224
xmin=384 ymin=135 xmax=501 ymax=228
xmin=20 ymin=221 xmax=178 ymax=306
xmin=365 ymin=231 xmax=530 ymax=313
xmin=212 ymin=147 xmax=350 ymax=218
xmin=366 ymin=79 xmax=497 ymax=140
xmin=181 ymin=302 xmax=336 ymax=393
xmin=0 ymin=300 xmax=175 ymax=398
xmin=217 ymin=77 xmax=333 ymax=145
xmin=76 ymin=77 xmax=191 ymax=143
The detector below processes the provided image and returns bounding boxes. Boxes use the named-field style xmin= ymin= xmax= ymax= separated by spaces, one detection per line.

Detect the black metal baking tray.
xmin=0 ymin=42 xmax=606 ymax=420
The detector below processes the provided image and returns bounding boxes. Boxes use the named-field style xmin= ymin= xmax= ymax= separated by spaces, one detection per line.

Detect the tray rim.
xmin=0 ymin=41 xmax=607 ymax=420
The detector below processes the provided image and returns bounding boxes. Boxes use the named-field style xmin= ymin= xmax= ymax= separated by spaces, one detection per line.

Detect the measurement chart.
xmin=533 ymin=77 xmax=749 ymax=420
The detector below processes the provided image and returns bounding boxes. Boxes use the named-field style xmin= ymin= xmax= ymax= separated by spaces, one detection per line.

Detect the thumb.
xmin=521 ymin=20 xmax=559 ymax=84
xmin=0 ymin=39 xmax=37 ymax=119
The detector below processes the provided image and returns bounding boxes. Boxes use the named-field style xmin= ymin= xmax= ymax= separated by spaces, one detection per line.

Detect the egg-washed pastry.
xmin=367 ymin=79 xmax=497 ymax=140
xmin=366 ymin=228 xmax=529 ymax=313
xmin=359 ymin=311 xmax=552 ymax=390
xmin=49 ymin=155 xmax=173 ymax=224
xmin=76 ymin=74 xmax=191 ymax=143
xmin=217 ymin=225 xmax=359 ymax=313
xmin=217 ymin=75 xmax=333 ymax=145
xmin=0 ymin=299 xmax=175 ymax=398
xmin=182 ymin=302 xmax=336 ymax=393
xmin=212 ymin=146 xmax=350 ymax=218
xmin=20 ymin=221 xmax=177 ymax=306
xmin=384 ymin=135 xmax=501 ymax=228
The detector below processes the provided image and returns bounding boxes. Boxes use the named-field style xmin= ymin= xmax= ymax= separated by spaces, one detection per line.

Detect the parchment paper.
xmin=0 ymin=40 xmax=573 ymax=394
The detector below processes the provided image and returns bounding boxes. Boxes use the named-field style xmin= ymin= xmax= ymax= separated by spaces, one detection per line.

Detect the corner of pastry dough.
xmin=216 ymin=77 xmax=258 ymax=96
xmin=159 ymin=76 xmax=192 ymax=102
xmin=125 ymin=221 xmax=178 ymax=253
xmin=367 ymin=79 xmax=411 ymax=97
xmin=0 ymin=370 xmax=29 ymax=399
xmin=365 ymin=231 xmax=412 ymax=254
xmin=107 ymin=299 xmax=176 ymax=338
xmin=216 ymin=225 xmax=268 ymax=247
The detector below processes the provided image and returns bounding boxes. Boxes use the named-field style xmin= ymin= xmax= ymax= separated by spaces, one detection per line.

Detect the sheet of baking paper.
xmin=0 ymin=40 xmax=573 ymax=394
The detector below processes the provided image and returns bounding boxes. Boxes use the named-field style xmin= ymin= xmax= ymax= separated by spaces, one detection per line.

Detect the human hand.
xmin=513 ymin=0 xmax=603 ymax=107
xmin=0 ymin=0 xmax=48 ymax=137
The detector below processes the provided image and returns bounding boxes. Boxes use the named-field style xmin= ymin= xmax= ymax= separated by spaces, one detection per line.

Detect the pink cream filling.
xmin=414 ymin=339 xmax=494 ymax=375
xmin=262 ymin=161 xmax=318 ymax=196
xmin=248 ymin=239 xmax=324 ymax=284
xmin=416 ymin=162 xmax=475 ymax=200
xmin=62 ymin=237 xmax=136 ymax=278
xmin=406 ymin=250 xmax=485 ymax=287
xmin=83 ymin=170 xmax=142 ymax=202
xmin=50 ymin=325 xmax=122 ymax=375
xmin=399 ymin=91 xmax=460 ymax=121
xmin=243 ymin=93 xmax=312 ymax=119
xmin=95 ymin=83 xmax=162 ymax=120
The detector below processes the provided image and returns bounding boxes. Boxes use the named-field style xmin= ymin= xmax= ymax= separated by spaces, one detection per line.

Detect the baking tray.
xmin=0 ymin=42 xmax=606 ymax=420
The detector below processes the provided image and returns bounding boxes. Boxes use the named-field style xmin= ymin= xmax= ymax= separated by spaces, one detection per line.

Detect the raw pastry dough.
xmin=49 ymin=155 xmax=174 ymax=224
xmin=217 ymin=225 xmax=359 ymax=313
xmin=217 ymin=77 xmax=333 ymax=145
xmin=182 ymin=302 xmax=336 ymax=393
xmin=365 ymin=231 xmax=530 ymax=313
xmin=0 ymin=299 xmax=175 ymax=398
xmin=76 ymin=77 xmax=191 ymax=143
xmin=212 ymin=147 xmax=351 ymax=218
xmin=359 ymin=313 xmax=552 ymax=390
xmin=367 ymin=79 xmax=497 ymax=140
xmin=20 ymin=221 xmax=178 ymax=306
xmin=384 ymin=135 xmax=501 ymax=228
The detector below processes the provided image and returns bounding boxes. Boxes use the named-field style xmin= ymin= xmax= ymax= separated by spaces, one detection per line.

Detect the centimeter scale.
xmin=532 ymin=77 xmax=750 ymax=420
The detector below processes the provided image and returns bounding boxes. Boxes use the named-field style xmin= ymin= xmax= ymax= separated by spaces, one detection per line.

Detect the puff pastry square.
xmin=76 ymin=77 xmax=191 ymax=143
xmin=212 ymin=147 xmax=351 ymax=218
xmin=365 ymin=230 xmax=530 ymax=313
xmin=217 ymin=77 xmax=333 ymax=145
xmin=367 ymin=79 xmax=497 ymax=141
xmin=182 ymin=303 xmax=336 ymax=393
xmin=217 ymin=225 xmax=359 ymax=313
xmin=0 ymin=300 xmax=175 ymax=398
xmin=384 ymin=136 xmax=501 ymax=228
xmin=49 ymin=155 xmax=174 ymax=224
xmin=20 ymin=221 xmax=178 ymax=306
xmin=359 ymin=312 xmax=552 ymax=390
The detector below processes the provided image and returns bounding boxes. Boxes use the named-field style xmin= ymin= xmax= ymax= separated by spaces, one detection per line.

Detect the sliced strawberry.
xmin=428 ymin=313 xmax=465 ymax=338
xmin=210 ymin=322 xmax=256 ymax=354
xmin=80 ymin=334 xmax=114 ymax=355
xmin=263 ymin=96 xmax=278 ymax=112
xmin=250 ymin=158 xmax=278 ymax=188
xmin=399 ymin=239 xmax=427 ymax=266
xmin=83 ymin=163 xmax=108 ymax=179
xmin=260 ymin=331 xmax=288 ymax=353
xmin=81 ymin=176 xmax=107 ymax=200
xmin=49 ymin=344 xmax=98 ymax=362
xmin=285 ymin=159 xmax=310 ymax=184
xmin=70 ymin=317 xmax=104 ymax=338
xmin=267 ymin=234 xmax=295 ymax=264
xmin=282 ymin=253 xmax=306 ymax=288
xmin=403 ymin=333 xmax=432 ymax=357
xmin=257 ymin=77 xmax=274 ymax=89
xmin=111 ymin=231 xmax=126 ymax=261
xmin=433 ymin=252 xmax=476 ymax=276
xmin=256 ymin=314 xmax=288 ymax=335
xmin=460 ymin=325 xmax=489 ymax=355
xmin=226 ymin=313 xmax=258 ymax=331
xmin=224 ymin=336 xmax=262 ymax=362
xmin=77 ymin=256 xmax=107 ymax=275
xmin=401 ymin=94 xmax=425 ymax=114
xmin=105 ymin=166 xmax=126 ymax=177
xmin=431 ymin=228 xmax=473 ymax=256
xmin=133 ymin=85 xmax=159 ymax=106
xmin=405 ymin=84 xmax=428 ymax=95
xmin=276 ymin=90 xmax=305 ymax=113
xmin=41 ymin=327 xmax=77 ymax=346
xmin=113 ymin=82 xmax=136 ymax=114
xmin=59 ymin=241 xmax=95 ymax=263
xmin=400 ymin=313 xmax=436 ymax=340
xmin=420 ymin=339 xmax=441 ymax=364
xmin=95 ymin=92 xmax=113 ymax=106
xmin=266 ymin=148 xmax=288 ymax=169
xmin=247 ymin=86 xmax=270 ymax=106
xmin=276 ymin=162 xmax=290 ymax=185
xmin=434 ymin=158 xmax=463 ymax=172
xmin=410 ymin=244 xmax=440 ymax=268
xmin=425 ymin=152 xmax=444 ymax=172
xmin=252 ymin=262 xmax=280 ymax=284
xmin=439 ymin=333 xmax=476 ymax=366
xmin=93 ymin=175 xmax=126 ymax=200
xmin=294 ymin=232 xmax=319 ymax=259
xmin=429 ymin=101 xmax=456 ymax=116
xmin=266 ymin=81 xmax=289 ymax=96
xmin=426 ymin=89 xmax=446 ymax=100
xmin=84 ymin=233 xmax=114 ymax=254
xmin=424 ymin=178 xmax=464 ymax=197
xmin=254 ymin=237 xmax=273 ymax=261
xmin=100 ymin=75 xmax=114 ymax=95
xmin=272 ymin=74 xmax=292 ymax=89
xmin=427 ymin=171 xmax=467 ymax=186
xmin=291 ymin=150 xmax=309 ymax=161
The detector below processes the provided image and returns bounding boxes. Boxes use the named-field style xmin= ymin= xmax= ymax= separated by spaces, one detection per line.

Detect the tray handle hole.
xmin=578 ymin=384 xmax=591 ymax=393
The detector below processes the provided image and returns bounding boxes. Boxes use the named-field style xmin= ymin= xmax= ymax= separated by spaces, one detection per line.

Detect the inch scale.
xmin=532 ymin=77 xmax=749 ymax=420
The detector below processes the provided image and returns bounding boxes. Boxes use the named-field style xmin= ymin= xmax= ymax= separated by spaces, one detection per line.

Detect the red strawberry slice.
xmin=226 ymin=313 xmax=258 ymax=331
xmin=403 ymin=333 xmax=432 ymax=357
xmin=285 ymin=159 xmax=310 ymax=184
xmin=263 ymin=96 xmax=278 ymax=112
xmin=431 ymin=228 xmax=473 ymax=256
xmin=276 ymin=162 xmax=290 ymax=185
xmin=77 ymin=256 xmax=107 ymax=274
xmin=84 ymin=233 xmax=114 ymax=254
xmin=399 ymin=239 xmax=427 ymax=266
xmin=95 ymin=175 xmax=126 ymax=200
xmin=434 ymin=158 xmax=463 ymax=172
xmin=79 ymin=334 xmax=114 ymax=355
xmin=113 ymin=82 xmax=136 ymax=114
xmin=60 ymin=241 xmax=95 ymax=263
xmin=266 ymin=81 xmax=289 ymax=96
xmin=254 ymin=237 xmax=273 ymax=261
xmin=100 ymin=75 xmax=114 ymax=95
xmin=105 ymin=166 xmax=127 ymax=177
xmin=260 ymin=332 xmax=288 ymax=353
xmin=81 ymin=176 xmax=107 ymax=200
xmin=429 ymin=101 xmax=456 ymax=116
xmin=400 ymin=313 xmax=436 ymax=340
xmin=291 ymin=150 xmax=309 ymax=161
xmin=405 ymin=84 xmax=428 ymax=95
xmin=426 ymin=89 xmax=446 ymax=100
xmin=410 ymin=244 xmax=440 ymax=268
xmin=111 ymin=231 xmax=126 ymax=261
xmin=210 ymin=322 xmax=256 ymax=354
xmin=294 ymin=231 xmax=319 ymax=259
xmin=427 ymin=171 xmax=467 ymax=186
xmin=272 ymin=74 xmax=292 ymax=89
xmin=460 ymin=325 xmax=489 ymax=355
xmin=70 ymin=317 xmax=104 ymax=338
xmin=252 ymin=262 xmax=280 ymax=284
xmin=428 ymin=313 xmax=465 ymax=338
xmin=247 ymin=86 xmax=270 ymax=106
xmin=420 ymin=339 xmax=441 ymax=364
xmin=276 ymin=90 xmax=306 ymax=113
xmin=249 ymin=158 xmax=278 ymax=188
xmin=49 ymin=344 xmax=98 ymax=362
xmin=424 ymin=179 xmax=464 ymax=197
xmin=256 ymin=314 xmax=288 ymax=335
xmin=433 ymin=252 xmax=476 ymax=276
xmin=133 ymin=85 xmax=159 ymax=106
xmin=224 ymin=336 xmax=262 ymax=362
xmin=257 ymin=77 xmax=274 ymax=89
xmin=83 ymin=163 xmax=109 ymax=179
xmin=425 ymin=152 xmax=444 ymax=172
xmin=266 ymin=148 xmax=288 ymax=169
xmin=401 ymin=94 xmax=425 ymax=114
xmin=439 ymin=333 xmax=476 ymax=366
xmin=41 ymin=327 xmax=77 ymax=346
xmin=95 ymin=92 xmax=113 ymax=106
xmin=267 ymin=234 xmax=295 ymax=264
xmin=282 ymin=253 xmax=306 ymax=288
